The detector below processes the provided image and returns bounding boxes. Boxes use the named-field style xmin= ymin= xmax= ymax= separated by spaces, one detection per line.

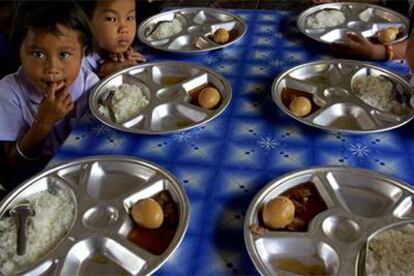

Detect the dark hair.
xmin=77 ymin=1 xmax=97 ymax=19
xmin=10 ymin=0 xmax=95 ymax=59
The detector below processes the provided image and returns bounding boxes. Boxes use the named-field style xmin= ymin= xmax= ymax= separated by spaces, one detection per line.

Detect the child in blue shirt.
xmin=79 ymin=0 xmax=146 ymax=78
xmin=0 ymin=1 xmax=99 ymax=188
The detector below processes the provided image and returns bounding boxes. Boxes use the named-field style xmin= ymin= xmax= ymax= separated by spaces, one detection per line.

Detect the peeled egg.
xmin=262 ymin=196 xmax=295 ymax=229
xmin=378 ymin=28 xmax=399 ymax=44
xmin=213 ymin=28 xmax=230 ymax=44
xmin=131 ymin=198 xmax=164 ymax=229
xmin=198 ymin=87 xmax=221 ymax=109
xmin=289 ymin=96 xmax=312 ymax=117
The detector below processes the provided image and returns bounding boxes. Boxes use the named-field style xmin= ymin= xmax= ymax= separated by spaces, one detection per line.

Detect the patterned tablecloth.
xmin=50 ymin=9 xmax=414 ymax=275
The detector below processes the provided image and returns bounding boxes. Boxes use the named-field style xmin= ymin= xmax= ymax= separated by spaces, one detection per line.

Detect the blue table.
xmin=50 ymin=9 xmax=414 ymax=275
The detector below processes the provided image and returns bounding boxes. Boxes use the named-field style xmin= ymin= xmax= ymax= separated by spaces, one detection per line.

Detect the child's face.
xmin=19 ymin=25 xmax=83 ymax=95
xmin=91 ymin=0 xmax=136 ymax=54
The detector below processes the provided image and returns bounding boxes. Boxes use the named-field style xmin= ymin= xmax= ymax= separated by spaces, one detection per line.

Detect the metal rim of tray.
xmin=89 ymin=61 xmax=232 ymax=135
xmin=137 ymin=8 xmax=247 ymax=54
xmin=297 ymin=2 xmax=409 ymax=44
xmin=244 ymin=165 xmax=414 ymax=275
xmin=0 ymin=155 xmax=190 ymax=275
xmin=271 ymin=59 xmax=414 ymax=134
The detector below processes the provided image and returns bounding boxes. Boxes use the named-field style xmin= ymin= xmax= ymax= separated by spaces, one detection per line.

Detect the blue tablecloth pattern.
xmin=49 ymin=9 xmax=414 ymax=275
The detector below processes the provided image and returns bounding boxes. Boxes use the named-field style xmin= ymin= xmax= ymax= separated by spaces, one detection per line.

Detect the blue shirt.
xmin=0 ymin=63 xmax=99 ymax=155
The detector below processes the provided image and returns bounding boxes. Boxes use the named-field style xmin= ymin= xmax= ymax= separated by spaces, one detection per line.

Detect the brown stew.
xmin=127 ymin=191 xmax=179 ymax=255
xmin=251 ymin=182 xmax=327 ymax=234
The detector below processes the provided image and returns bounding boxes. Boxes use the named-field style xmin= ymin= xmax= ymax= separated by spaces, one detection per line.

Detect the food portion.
xmin=306 ymin=9 xmax=346 ymax=29
xmin=366 ymin=223 xmax=414 ymax=275
xmin=160 ymin=75 xmax=187 ymax=86
xmin=198 ymin=87 xmax=221 ymax=109
xmin=0 ymin=189 xmax=75 ymax=274
xmin=359 ymin=8 xmax=371 ymax=22
xmin=250 ymin=182 xmax=327 ymax=234
xmin=190 ymin=85 xmax=222 ymax=110
xmin=213 ymin=28 xmax=230 ymax=44
xmin=275 ymin=257 xmax=326 ymax=275
xmin=353 ymin=75 xmax=409 ymax=115
xmin=289 ymin=96 xmax=312 ymax=117
xmin=127 ymin=191 xmax=179 ymax=255
xmin=377 ymin=26 xmax=400 ymax=44
xmin=281 ymin=87 xmax=320 ymax=118
xmin=98 ymin=83 xmax=150 ymax=122
xmin=147 ymin=18 xmax=183 ymax=40
xmin=262 ymin=196 xmax=295 ymax=229
xmin=131 ymin=198 xmax=164 ymax=229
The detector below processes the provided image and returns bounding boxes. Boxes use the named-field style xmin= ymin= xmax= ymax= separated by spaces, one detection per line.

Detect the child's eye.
xmin=105 ymin=16 xmax=116 ymax=22
xmin=32 ymin=51 xmax=45 ymax=58
xmin=127 ymin=15 xmax=135 ymax=21
xmin=59 ymin=52 xmax=71 ymax=59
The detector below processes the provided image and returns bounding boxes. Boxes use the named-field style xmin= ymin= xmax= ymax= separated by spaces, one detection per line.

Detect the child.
xmin=79 ymin=0 xmax=146 ymax=78
xmin=0 ymin=1 xmax=99 ymax=188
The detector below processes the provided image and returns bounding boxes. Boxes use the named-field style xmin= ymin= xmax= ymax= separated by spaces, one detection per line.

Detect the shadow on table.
xmin=278 ymin=14 xmax=331 ymax=59
xmin=209 ymin=174 xmax=286 ymax=274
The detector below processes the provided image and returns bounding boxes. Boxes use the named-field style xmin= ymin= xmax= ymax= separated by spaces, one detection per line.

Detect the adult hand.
xmin=37 ymin=82 xmax=73 ymax=127
xmin=331 ymin=33 xmax=386 ymax=60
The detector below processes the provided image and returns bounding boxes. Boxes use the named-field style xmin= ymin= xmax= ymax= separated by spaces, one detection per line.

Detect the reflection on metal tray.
xmin=297 ymin=3 xmax=409 ymax=44
xmin=137 ymin=8 xmax=247 ymax=54
xmin=244 ymin=166 xmax=414 ymax=275
xmin=0 ymin=156 xmax=190 ymax=275
xmin=89 ymin=61 xmax=232 ymax=135
xmin=272 ymin=59 xmax=414 ymax=134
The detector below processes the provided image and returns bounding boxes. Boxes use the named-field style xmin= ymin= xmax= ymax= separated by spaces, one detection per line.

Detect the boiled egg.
xmin=198 ymin=87 xmax=221 ymax=109
xmin=378 ymin=27 xmax=399 ymax=44
xmin=262 ymin=196 xmax=295 ymax=229
xmin=289 ymin=96 xmax=312 ymax=117
xmin=213 ymin=28 xmax=230 ymax=44
xmin=131 ymin=198 xmax=164 ymax=229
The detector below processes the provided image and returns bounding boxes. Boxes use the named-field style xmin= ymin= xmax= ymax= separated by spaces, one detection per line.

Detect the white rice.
xmin=306 ymin=9 xmax=346 ymax=28
xmin=0 ymin=189 xmax=75 ymax=274
xmin=149 ymin=18 xmax=183 ymax=40
xmin=99 ymin=83 xmax=149 ymax=122
xmin=354 ymin=75 xmax=408 ymax=114
xmin=359 ymin=8 xmax=372 ymax=22
xmin=366 ymin=223 xmax=414 ymax=276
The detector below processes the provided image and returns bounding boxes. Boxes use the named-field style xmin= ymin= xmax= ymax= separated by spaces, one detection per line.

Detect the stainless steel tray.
xmin=89 ymin=61 xmax=232 ymax=135
xmin=0 ymin=156 xmax=190 ymax=275
xmin=137 ymin=8 xmax=247 ymax=54
xmin=297 ymin=2 xmax=409 ymax=44
xmin=244 ymin=166 xmax=414 ymax=275
xmin=271 ymin=59 xmax=414 ymax=134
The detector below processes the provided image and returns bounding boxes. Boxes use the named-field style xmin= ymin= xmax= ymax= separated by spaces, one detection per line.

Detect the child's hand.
xmin=37 ymin=82 xmax=74 ymax=127
xmin=331 ymin=33 xmax=386 ymax=60
xmin=99 ymin=60 xmax=136 ymax=78
xmin=125 ymin=47 xmax=146 ymax=63
xmin=108 ymin=48 xmax=146 ymax=63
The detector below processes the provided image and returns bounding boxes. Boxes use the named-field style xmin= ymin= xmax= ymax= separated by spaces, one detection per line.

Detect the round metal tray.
xmin=271 ymin=59 xmax=414 ymax=134
xmin=137 ymin=8 xmax=247 ymax=54
xmin=89 ymin=61 xmax=232 ymax=135
xmin=244 ymin=166 xmax=414 ymax=275
xmin=0 ymin=156 xmax=190 ymax=275
xmin=297 ymin=2 xmax=409 ymax=44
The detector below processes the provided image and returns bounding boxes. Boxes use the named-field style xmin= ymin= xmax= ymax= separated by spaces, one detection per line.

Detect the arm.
xmin=406 ymin=34 xmax=414 ymax=73
xmin=331 ymin=33 xmax=407 ymax=60
xmin=99 ymin=48 xmax=146 ymax=78
xmin=3 ymin=82 xmax=73 ymax=167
